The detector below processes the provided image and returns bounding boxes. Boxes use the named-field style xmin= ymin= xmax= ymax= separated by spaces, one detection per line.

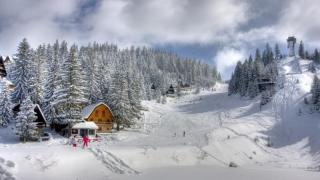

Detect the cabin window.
xmin=98 ymin=119 xmax=102 ymax=122
xmin=102 ymin=110 xmax=106 ymax=117
xmin=71 ymin=129 xmax=78 ymax=134
xmin=88 ymin=130 xmax=95 ymax=135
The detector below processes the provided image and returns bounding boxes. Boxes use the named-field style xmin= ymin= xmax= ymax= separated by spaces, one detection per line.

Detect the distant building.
xmin=287 ymin=36 xmax=296 ymax=57
xmin=166 ymin=84 xmax=175 ymax=94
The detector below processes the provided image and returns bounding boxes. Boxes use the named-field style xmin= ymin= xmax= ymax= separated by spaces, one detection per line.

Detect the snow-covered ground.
xmin=1 ymin=57 xmax=320 ymax=179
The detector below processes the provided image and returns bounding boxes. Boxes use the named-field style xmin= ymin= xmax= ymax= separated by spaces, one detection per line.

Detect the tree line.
xmin=228 ymin=43 xmax=278 ymax=102
xmin=0 ymin=39 xmax=220 ymax=137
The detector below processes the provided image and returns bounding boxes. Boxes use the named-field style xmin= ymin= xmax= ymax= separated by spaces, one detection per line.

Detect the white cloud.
xmin=83 ymin=0 xmax=249 ymax=45
xmin=276 ymin=0 xmax=320 ymax=44
xmin=0 ymin=0 xmax=251 ymax=54
xmin=214 ymin=48 xmax=245 ymax=80
xmin=1 ymin=0 xmax=320 ymax=80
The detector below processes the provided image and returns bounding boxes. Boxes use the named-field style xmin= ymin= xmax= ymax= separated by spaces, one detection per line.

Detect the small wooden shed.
xmin=13 ymin=104 xmax=47 ymax=128
xmin=71 ymin=121 xmax=98 ymax=137
xmin=81 ymin=102 xmax=113 ymax=133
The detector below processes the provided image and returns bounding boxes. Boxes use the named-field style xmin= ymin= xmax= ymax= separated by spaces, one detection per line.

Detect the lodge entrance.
xmin=80 ymin=129 xmax=88 ymax=137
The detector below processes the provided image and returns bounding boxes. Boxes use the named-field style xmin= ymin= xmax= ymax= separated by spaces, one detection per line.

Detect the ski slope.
xmin=1 ymin=57 xmax=320 ymax=179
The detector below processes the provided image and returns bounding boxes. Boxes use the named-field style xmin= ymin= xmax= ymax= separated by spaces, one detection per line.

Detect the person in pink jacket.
xmin=82 ymin=135 xmax=89 ymax=149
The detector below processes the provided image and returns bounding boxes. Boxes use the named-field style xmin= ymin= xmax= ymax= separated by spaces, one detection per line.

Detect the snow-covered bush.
xmin=0 ymin=83 xmax=13 ymax=127
xmin=162 ymin=95 xmax=167 ymax=104
xmin=229 ymin=161 xmax=238 ymax=168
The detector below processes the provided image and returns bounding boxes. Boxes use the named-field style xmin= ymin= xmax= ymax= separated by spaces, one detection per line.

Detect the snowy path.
xmin=90 ymin=147 xmax=140 ymax=175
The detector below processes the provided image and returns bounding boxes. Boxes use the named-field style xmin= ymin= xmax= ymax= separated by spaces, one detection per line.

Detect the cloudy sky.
xmin=0 ymin=0 xmax=319 ymax=79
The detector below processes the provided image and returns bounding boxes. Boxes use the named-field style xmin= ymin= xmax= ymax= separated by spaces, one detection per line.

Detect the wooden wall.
xmin=86 ymin=104 xmax=113 ymax=132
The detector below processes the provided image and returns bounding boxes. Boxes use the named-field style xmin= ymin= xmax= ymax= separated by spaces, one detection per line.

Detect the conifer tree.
xmin=15 ymin=96 xmax=39 ymax=142
xmin=52 ymin=45 xmax=87 ymax=125
xmin=11 ymin=38 xmax=35 ymax=104
xmin=42 ymin=44 xmax=59 ymax=123
xmin=298 ymin=41 xmax=305 ymax=59
xmin=313 ymin=49 xmax=320 ymax=64
xmin=109 ymin=58 xmax=133 ymax=130
xmin=33 ymin=45 xmax=47 ymax=104
xmin=311 ymin=75 xmax=320 ymax=109
xmin=127 ymin=71 xmax=143 ymax=119
xmin=305 ymin=50 xmax=310 ymax=60
xmin=0 ymin=83 xmax=13 ymax=127
xmin=239 ymin=60 xmax=249 ymax=96
xmin=274 ymin=44 xmax=281 ymax=60
xmin=228 ymin=73 xmax=236 ymax=95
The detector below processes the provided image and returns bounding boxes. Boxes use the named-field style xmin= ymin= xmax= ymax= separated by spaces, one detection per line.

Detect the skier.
xmin=82 ymin=135 xmax=89 ymax=149
xmin=71 ymin=135 xmax=77 ymax=149
xmin=183 ymin=131 xmax=186 ymax=137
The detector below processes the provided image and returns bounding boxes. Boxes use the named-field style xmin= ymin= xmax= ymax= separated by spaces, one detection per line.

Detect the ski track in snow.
xmin=90 ymin=147 xmax=140 ymax=175
xmin=0 ymin=156 xmax=16 ymax=180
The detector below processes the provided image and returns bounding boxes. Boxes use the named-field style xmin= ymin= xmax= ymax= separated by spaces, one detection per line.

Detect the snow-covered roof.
xmin=35 ymin=104 xmax=47 ymax=124
xmin=72 ymin=122 xmax=98 ymax=129
xmin=81 ymin=102 xmax=113 ymax=119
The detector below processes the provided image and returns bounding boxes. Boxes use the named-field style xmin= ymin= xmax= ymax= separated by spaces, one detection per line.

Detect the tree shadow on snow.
xmin=177 ymin=92 xmax=255 ymax=115
xmin=261 ymin=107 xmax=320 ymax=158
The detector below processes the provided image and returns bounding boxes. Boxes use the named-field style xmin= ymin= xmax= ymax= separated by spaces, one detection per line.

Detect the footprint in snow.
xmin=0 ymin=156 xmax=16 ymax=180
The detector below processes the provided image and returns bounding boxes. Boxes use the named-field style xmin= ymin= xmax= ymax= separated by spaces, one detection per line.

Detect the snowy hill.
xmin=1 ymin=58 xmax=320 ymax=179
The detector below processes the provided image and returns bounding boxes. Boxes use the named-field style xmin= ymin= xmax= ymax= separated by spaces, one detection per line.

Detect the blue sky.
xmin=0 ymin=0 xmax=320 ymax=79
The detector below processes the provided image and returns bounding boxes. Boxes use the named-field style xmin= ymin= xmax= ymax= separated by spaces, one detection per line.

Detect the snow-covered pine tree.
xmin=228 ymin=73 xmax=236 ymax=95
xmin=42 ymin=41 xmax=59 ymax=123
xmin=42 ymin=43 xmax=59 ymax=124
xmin=309 ymin=62 xmax=317 ymax=73
xmin=247 ymin=56 xmax=259 ymax=98
xmin=109 ymin=58 xmax=133 ymax=131
xmin=274 ymin=44 xmax=281 ymax=60
xmin=15 ymin=96 xmax=39 ymax=142
xmin=239 ymin=60 xmax=249 ymax=97
xmin=11 ymin=38 xmax=35 ymax=104
xmin=127 ymin=71 xmax=143 ymax=119
xmin=313 ymin=49 xmax=320 ymax=64
xmin=52 ymin=45 xmax=87 ymax=125
xmin=80 ymin=46 xmax=99 ymax=104
xmin=305 ymin=50 xmax=311 ymax=60
xmin=138 ymin=72 xmax=147 ymax=100
xmin=0 ymin=83 xmax=13 ymax=127
xmin=311 ymin=75 xmax=320 ymax=110
xmin=233 ymin=61 xmax=242 ymax=94
xmin=95 ymin=63 xmax=108 ymax=102
xmin=299 ymin=41 xmax=305 ymax=59
xmin=33 ymin=45 xmax=47 ymax=105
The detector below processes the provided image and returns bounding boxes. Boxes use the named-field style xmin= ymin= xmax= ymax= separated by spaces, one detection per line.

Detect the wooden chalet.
xmin=81 ymin=102 xmax=113 ymax=133
xmin=13 ymin=104 xmax=47 ymax=133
